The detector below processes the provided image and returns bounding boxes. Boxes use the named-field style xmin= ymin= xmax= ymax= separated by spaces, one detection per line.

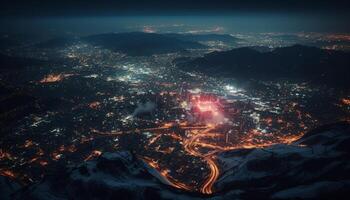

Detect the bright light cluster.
xmin=195 ymin=100 xmax=220 ymax=116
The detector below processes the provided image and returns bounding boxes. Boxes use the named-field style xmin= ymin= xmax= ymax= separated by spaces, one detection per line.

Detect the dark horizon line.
xmin=1 ymin=10 xmax=350 ymax=19
xmin=2 ymin=0 xmax=350 ymax=17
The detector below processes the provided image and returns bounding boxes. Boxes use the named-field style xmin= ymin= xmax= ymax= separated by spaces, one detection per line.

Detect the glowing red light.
xmin=196 ymin=101 xmax=219 ymax=114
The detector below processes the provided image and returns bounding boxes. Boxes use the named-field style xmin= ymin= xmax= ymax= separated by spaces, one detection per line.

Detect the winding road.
xmin=183 ymin=125 xmax=220 ymax=194
xmin=95 ymin=122 xmax=304 ymax=195
xmin=201 ymin=156 xmax=219 ymax=194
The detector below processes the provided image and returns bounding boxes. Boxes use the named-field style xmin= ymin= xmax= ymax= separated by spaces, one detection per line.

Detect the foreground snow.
xmin=1 ymin=122 xmax=349 ymax=200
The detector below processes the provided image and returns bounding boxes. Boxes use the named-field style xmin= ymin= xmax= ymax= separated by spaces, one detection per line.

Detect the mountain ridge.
xmin=176 ymin=45 xmax=350 ymax=88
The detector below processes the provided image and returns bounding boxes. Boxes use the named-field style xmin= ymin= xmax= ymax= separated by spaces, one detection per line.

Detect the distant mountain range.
xmin=163 ymin=33 xmax=241 ymax=45
xmin=84 ymin=32 xmax=205 ymax=56
xmin=0 ymin=33 xmax=46 ymax=49
xmin=34 ymin=36 xmax=81 ymax=49
xmin=34 ymin=32 xmax=213 ymax=56
xmin=0 ymin=53 xmax=45 ymax=70
xmin=176 ymin=45 xmax=350 ymax=87
xmin=33 ymin=32 xmax=242 ymax=56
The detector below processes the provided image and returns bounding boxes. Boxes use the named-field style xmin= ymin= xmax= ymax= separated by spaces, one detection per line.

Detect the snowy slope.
xmin=3 ymin=122 xmax=350 ymax=200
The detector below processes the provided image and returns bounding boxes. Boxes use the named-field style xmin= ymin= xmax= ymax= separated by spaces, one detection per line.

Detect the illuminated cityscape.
xmin=1 ymin=0 xmax=350 ymax=199
xmin=1 ymin=40 xmax=349 ymax=195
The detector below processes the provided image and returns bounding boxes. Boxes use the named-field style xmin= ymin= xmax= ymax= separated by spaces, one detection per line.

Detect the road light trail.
xmin=93 ymin=122 xmax=305 ymax=195
xmin=183 ymin=125 xmax=220 ymax=194
xmin=201 ymin=156 xmax=219 ymax=194
xmin=140 ymin=156 xmax=192 ymax=191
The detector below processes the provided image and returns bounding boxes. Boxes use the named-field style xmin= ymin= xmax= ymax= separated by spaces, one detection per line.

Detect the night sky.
xmin=1 ymin=0 xmax=350 ymax=34
xmin=1 ymin=0 xmax=349 ymax=16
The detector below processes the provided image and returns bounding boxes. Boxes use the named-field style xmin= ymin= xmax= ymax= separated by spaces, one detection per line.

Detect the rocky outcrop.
xmin=215 ymin=122 xmax=350 ymax=199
